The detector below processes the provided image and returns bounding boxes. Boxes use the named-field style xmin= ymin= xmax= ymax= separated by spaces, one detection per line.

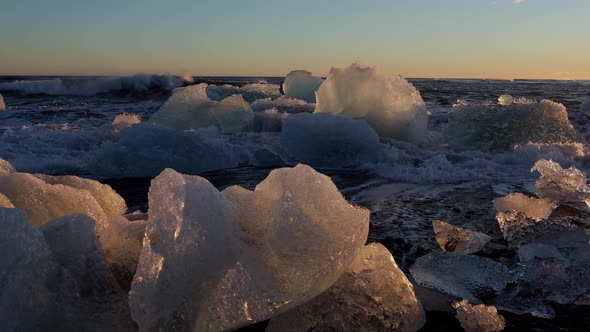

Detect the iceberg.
xmin=150 ymin=83 xmax=254 ymax=133
xmin=410 ymin=252 xmax=508 ymax=303
xmin=315 ymin=63 xmax=428 ymax=142
xmin=282 ymin=70 xmax=323 ymax=103
xmin=432 ymin=220 xmax=491 ymax=254
xmin=129 ymin=164 xmax=369 ymax=331
xmin=445 ymin=100 xmax=578 ymax=150
xmin=453 ymin=300 xmax=506 ymax=332
xmin=280 ymin=112 xmax=383 ymax=167
xmin=266 ymin=243 xmax=425 ymax=332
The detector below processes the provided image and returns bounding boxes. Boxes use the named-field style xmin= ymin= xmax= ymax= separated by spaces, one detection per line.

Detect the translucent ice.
xmin=280 ymin=112 xmax=383 ymax=167
xmin=150 ymin=84 xmax=253 ymax=133
xmin=494 ymin=193 xmax=557 ymax=221
xmin=112 ymin=113 xmax=141 ymax=131
xmin=266 ymin=243 xmax=425 ymax=332
xmin=315 ymin=63 xmax=428 ymax=142
xmin=130 ymin=164 xmax=369 ymax=331
xmin=432 ymin=220 xmax=491 ymax=254
xmin=532 ymin=159 xmax=590 ymax=207
xmin=0 ymin=208 xmax=74 ymax=331
xmin=251 ymin=96 xmax=315 ymax=114
xmin=445 ymin=100 xmax=579 ymax=150
xmin=410 ymin=252 xmax=508 ymax=303
xmin=40 ymin=214 xmax=113 ymax=295
xmin=282 ymin=70 xmax=323 ymax=103
xmin=453 ymin=299 xmax=506 ymax=332
xmin=0 ymin=170 xmax=126 ymax=231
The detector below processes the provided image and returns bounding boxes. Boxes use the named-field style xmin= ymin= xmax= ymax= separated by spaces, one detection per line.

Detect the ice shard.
xmin=432 ymin=220 xmax=491 ymax=254
xmin=453 ymin=299 xmax=506 ymax=332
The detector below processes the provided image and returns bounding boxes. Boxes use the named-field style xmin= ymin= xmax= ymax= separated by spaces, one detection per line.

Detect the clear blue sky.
xmin=1 ymin=0 xmax=589 ymax=79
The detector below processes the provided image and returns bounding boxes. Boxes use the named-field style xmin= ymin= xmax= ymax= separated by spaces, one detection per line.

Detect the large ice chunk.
xmin=0 ymin=208 xmax=74 ymax=331
xmin=432 ymin=220 xmax=491 ymax=254
xmin=410 ymin=252 xmax=508 ymax=303
xmin=445 ymin=99 xmax=578 ymax=150
xmin=40 ymin=214 xmax=113 ymax=296
xmin=266 ymin=243 xmax=425 ymax=332
xmin=130 ymin=164 xmax=369 ymax=331
xmin=0 ymin=171 xmax=126 ymax=232
xmin=532 ymin=159 xmax=590 ymax=207
xmin=280 ymin=112 xmax=383 ymax=167
xmin=150 ymin=84 xmax=253 ymax=133
xmin=282 ymin=70 xmax=323 ymax=103
xmin=315 ymin=63 xmax=428 ymax=142
xmin=453 ymin=299 xmax=506 ymax=332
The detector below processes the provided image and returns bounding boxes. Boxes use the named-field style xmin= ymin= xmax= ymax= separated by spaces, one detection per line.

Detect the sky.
xmin=1 ymin=0 xmax=589 ymax=79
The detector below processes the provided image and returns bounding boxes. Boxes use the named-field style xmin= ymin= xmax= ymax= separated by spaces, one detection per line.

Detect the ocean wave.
xmin=0 ymin=74 xmax=191 ymax=96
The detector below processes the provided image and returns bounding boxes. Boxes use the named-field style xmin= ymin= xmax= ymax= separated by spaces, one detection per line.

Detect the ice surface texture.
xmin=280 ymin=112 xmax=383 ymax=167
xmin=432 ymin=220 xmax=491 ymax=254
xmin=410 ymin=252 xmax=508 ymax=303
xmin=315 ymin=63 xmax=428 ymax=142
xmin=282 ymin=70 xmax=323 ymax=103
xmin=0 ymin=159 xmax=127 ymax=231
xmin=532 ymin=159 xmax=590 ymax=207
xmin=453 ymin=300 xmax=505 ymax=332
xmin=150 ymin=83 xmax=254 ymax=133
xmin=129 ymin=164 xmax=370 ymax=331
xmin=445 ymin=99 xmax=578 ymax=150
xmin=266 ymin=243 xmax=425 ymax=332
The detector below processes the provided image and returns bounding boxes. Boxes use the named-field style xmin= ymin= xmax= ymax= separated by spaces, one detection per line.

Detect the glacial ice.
xmin=0 ymin=208 xmax=75 ymax=331
xmin=206 ymin=83 xmax=281 ymax=102
xmin=0 ymin=93 xmax=5 ymax=111
xmin=445 ymin=99 xmax=579 ymax=150
xmin=252 ymin=108 xmax=286 ymax=132
xmin=453 ymin=300 xmax=506 ymax=332
xmin=251 ymin=96 xmax=316 ymax=114
xmin=40 ymin=214 xmax=113 ymax=296
xmin=0 ymin=162 xmax=127 ymax=231
xmin=432 ymin=220 xmax=491 ymax=254
xmin=150 ymin=83 xmax=254 ymax=133
xmin=280 ymin=112 xmax=383 ymax=167
xmin=266 ymin=243 xmax=425 ymax=332
xmin=532 ymin=159 xmax=590 ymax=207
xmin=515 ymin=229 xmax=590 ymax=305
xmin=315 ymin=63 xmax=428 ymax=142
xmin=129 ymin=164 xmax=369 ymax=331
xmin=494 ymin=193 xmax=557 ymax=221
xmin=100 ymin=215 xmax=147 ymax=291
xmin=112 ymin=113 xmax=141 ymax=131
xmin=282 ymin=70 xmax=323 ymax=103
xmin=410 ymin=252 xmax=508 ymax=303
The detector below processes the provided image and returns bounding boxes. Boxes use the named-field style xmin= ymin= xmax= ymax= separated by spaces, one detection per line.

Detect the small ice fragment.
xmin=0 ymin=93 xmax=5 ymax=111
xmin=282 ymin=70 xmax=323 ymax=103
xmin=410 ymin=252 xmax=508 ymax=303
xmin=432 ymin=220 xmax=491 ymax=254
xmin=453 ymin=299 xmax=506 ymax=332
xmin=112 ymin=113 xmax=141 ymax=131
xmin=498 ymin=94 xmax=514 ymax=106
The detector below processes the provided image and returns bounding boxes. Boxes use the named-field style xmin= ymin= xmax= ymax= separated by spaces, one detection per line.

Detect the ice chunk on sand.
xmin=40 ymin=214 xmax=113 ymax=296
xmin=282 ymin=70 xmax=323 ymax=103
xmin=515 ymin=229 xmax=590 ymax=305
xmin=432 ymin=220 xmax=491 ymax=254
xmin=0 ymin=171 xmax=126 ymax=232
xmin=280 ymin=112 xmax=383 ymax=167
xmin=453 ymin=300 xmax=506 ymax=332
xmin=150 ymin=83 xmax=253 ymax=133
xmin=266 ymin=243 xmax=425 ymax=332
xmin=100 ymin=215 xmax=147 ymax=291
xmin=494 ymin=193 xmax=557 ymax=221
xmin=130 ymin=164 xmax=369 ymax=331
xmin=532 ymin=159 xmax=590 ymax=207
xmin=0 ymin=93 xmax=5 ymax=111
xmin=0 ymin=208 xmax=74 ymax=331
xmin=410 ymin=252 xmax=508 ymax=303
xmin=445 ymin=100 xmax=579 ymax=150
xmin=315 ymin=63 xmax=428 ymax=142
xmin=112 ymin=113 xmax=141 ymax=131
